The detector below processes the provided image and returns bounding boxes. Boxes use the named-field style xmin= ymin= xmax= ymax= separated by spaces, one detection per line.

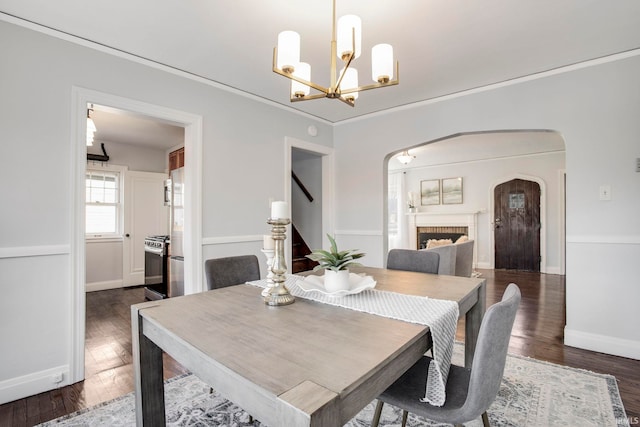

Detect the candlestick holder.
xmin=264 ymin=218 xmax=294 ymax=306
xmin=260 ymin=248 xmax=275 ymax=297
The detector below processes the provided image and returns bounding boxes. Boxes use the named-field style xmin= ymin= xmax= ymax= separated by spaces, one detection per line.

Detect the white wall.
xmin=333 ymin=54 xmax=640 ymax=360
xmin=0 ymin=19 xmax=332 ymax=404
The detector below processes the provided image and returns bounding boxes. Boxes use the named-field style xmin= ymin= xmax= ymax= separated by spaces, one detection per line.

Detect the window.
xmin=86 ymin=169 xmax=122 ymax=237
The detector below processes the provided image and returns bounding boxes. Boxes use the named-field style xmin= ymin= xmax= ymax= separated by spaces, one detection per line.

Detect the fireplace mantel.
xmin=408 ymin=211 xmax=479 ymax=265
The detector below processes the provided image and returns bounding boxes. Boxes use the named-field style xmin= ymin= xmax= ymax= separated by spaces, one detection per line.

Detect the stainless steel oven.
xmin=144 ymin=235 xmax=170 ymax=300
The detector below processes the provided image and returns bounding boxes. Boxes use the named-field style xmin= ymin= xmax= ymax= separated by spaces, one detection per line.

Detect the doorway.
xmin=494 ymin=178 xmax=541 ymax=271
xmin=70 ymin=87 xmax=203 ymax=384
xmin=285 ymin=137 xmax=334 ymax=270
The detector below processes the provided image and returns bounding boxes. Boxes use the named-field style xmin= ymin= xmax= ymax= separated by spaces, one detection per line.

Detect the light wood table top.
xmin=132 ymin=267 xmax=486 ymax=427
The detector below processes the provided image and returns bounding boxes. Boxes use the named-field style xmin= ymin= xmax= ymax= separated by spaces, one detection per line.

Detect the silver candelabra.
xmin=263 ymin=218 xmax=294 ymax=306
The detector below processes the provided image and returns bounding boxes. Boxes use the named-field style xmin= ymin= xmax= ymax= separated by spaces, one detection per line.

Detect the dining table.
xmin=131 ymin=266 xmax=486 ymax=426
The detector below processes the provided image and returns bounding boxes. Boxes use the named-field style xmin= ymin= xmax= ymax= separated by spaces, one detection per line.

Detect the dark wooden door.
xmin=494 ymin=179 xmax=541 ymax=271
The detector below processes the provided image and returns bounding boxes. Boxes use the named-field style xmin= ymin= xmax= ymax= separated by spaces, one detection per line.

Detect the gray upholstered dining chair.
xmin=454 ymin=239 xmax=475 ymax=277
xmin=386 ymin=249 xmax=440 ymax=274
xmin=423 ymin=244 xmax=457 ymax=276
xmin=371 ymin=283 xmax=521 ymax=427
xmin=204 ymin=255 xmax=260 ymax=290
xmin=203 ymin=254 xmax=261 ymax=423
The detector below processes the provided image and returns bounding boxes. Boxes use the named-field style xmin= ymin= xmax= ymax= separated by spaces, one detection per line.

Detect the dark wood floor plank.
xmin=0 ymin=273 xmax=638 ymax=426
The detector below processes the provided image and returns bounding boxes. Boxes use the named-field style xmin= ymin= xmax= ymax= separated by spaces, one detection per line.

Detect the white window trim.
xmin=85 ymin=162 xmax=128 ymax=240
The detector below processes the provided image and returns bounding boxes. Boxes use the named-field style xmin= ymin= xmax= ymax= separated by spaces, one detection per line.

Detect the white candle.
xmin=270 ymin=201 xmax=288 ymax=219
xmin=263 ymin=234 xmax=274 ymax=250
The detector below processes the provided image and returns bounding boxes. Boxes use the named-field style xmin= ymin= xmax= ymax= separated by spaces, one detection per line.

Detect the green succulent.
xmin=306 ymin=234 xmax=365 ymax=272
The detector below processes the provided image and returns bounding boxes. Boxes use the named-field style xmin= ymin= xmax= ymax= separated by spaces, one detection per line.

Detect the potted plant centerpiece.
xmin=306 ymin=234 xmax=365 ymax=292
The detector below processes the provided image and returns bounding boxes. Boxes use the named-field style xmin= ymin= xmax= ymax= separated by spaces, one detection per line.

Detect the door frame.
xmin=70 ymin=87 xmax=203 ymax=383
xmin=489 ymin=173 xmax=546 ymax=272
xmin=285 ymin=137 xmax=334 ymax=268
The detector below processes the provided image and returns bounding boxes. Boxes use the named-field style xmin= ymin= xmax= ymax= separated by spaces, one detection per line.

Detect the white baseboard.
xmin=543 ymin=266 xmax=563 ymax=275
xmin=85 ymin=279 xmax=124 ymax=292
xmin=0 ymin=365 xmax=69 ymax=405
xmin=473 ymin=262 xmax=564 ymax=275
xmin=564 ymin=327 xmax=640 ymax=360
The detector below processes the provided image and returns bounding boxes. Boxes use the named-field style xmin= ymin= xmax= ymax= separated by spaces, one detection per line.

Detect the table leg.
xmin=132 ymin=305 xmax=166 ymax=426
xmin=464 ymin=280 xmax=486 ymax=368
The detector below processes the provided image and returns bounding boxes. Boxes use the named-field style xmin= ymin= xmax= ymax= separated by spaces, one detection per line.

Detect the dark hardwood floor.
xmin=1 ymin=270 xmax=639 ymax=426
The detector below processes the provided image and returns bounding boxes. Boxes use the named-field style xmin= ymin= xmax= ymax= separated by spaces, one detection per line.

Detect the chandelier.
xmin=272 ymin=0 xmax=399 ymax=107
xmin=397 ymin=150 xmax=415 ymax=165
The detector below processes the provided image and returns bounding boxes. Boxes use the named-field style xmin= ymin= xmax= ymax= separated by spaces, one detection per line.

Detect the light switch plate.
xmin=599 ymin=185 xmax=611 ymax=201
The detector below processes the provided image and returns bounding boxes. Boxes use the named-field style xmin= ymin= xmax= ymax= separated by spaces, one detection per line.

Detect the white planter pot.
xmin=323 ymin=269 xmax=351 ymax=293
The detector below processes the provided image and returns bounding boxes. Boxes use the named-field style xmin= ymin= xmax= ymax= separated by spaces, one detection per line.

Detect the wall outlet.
xmin=636 ymin=158 xmax=640 ymax=172
xmin=51 ymin=373 xmax=63 ymax=384
xmin=599 ymin=185 xmax=612 ymax=201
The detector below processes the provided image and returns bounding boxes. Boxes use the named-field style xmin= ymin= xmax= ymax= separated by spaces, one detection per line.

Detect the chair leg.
xmin=481 ymin=411 xmax=491 ymax=427
xmin=401 ymin=409 xmax=408 ymax=427
xmin=371 ymin=400 xmax=384 ymax=427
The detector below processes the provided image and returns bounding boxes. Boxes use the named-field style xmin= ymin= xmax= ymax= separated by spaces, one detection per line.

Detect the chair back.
xmin=454 ymin=239 xmax=474 ymax=277
xmin=423 ymin=245 xmax=457 ymax=276
xmin=387 ymin=249 xmax=440 ymax=274
xmin=204 ymin=255 xmax=260 ymax=290
xmin=462 ymin=283 xmax=521 ymax=418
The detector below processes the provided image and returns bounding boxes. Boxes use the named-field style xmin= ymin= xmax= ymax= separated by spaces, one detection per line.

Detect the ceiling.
xmin=89 ymin=105 xmax=184 ymax=150
xmin=388 ymin=130 xmax=565 ymax=171
xmin=2 ymin=1 xmax=640 ymax=126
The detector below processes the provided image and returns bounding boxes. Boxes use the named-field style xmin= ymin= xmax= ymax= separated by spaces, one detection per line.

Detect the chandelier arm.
xmin=290 ymin=93 xmax=329 ymax=103
xmin=341 ymin=77 xmax=399 ymax=94
xmin=340 ymin=61 xmax=400 ymax=94
xmin=334 ymin=25 xmax=357 ymax=93
xmin=337 ymin=96 xmax=355 ymax=107
xmin=335 ymin=52 xmax=355 ymax=93
xmin=272 ymin=48 xmax=330 ymax=94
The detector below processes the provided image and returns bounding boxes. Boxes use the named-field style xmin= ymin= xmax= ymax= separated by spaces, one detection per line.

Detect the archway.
xmin=384 ymin=130 xmax=565 ymax=274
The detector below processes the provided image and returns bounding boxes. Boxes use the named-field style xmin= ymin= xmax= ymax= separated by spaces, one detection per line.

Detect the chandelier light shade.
xmin=397 ymin=150 xmax=415 ymax=165
xmin=340 ymin=67 xmax=359 ymax=101
xmin=276 ymin=31 xmax=300 ymax=73
xmin=291 ymin=62 xmax=311 ymax=98
xmin=273 ymin=0 xmax=398 ymax=107
xmin=372 ymin=43 xmax=394 ymax=83
xmin=337 ymin=15 xmax=362 ymax=59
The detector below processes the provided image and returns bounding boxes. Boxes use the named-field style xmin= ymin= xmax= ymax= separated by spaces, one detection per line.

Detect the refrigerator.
xmin=169 ymin=167 xmax=185 ymax=297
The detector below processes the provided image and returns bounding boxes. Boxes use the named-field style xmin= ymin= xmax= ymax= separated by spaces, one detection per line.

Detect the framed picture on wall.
xmin=420 ymin=179 xmax=440 ymax=205
xmin=442 ymin=177 xmax=463 ymax=204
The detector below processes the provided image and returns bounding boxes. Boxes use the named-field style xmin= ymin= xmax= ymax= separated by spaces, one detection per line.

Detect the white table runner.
xmin=247 ymin=274 xmax=459 ymax=406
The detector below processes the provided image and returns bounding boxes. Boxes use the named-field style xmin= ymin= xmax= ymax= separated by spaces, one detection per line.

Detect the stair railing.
xmin=292 ymin=171 xmax=313 ymax=202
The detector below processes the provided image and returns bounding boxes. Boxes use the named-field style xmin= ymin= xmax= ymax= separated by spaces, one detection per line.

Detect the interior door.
xmin=494 ymin=179 xmax=541 ymax=271
xmin=123 ymin=171 xmax=169 ymax=286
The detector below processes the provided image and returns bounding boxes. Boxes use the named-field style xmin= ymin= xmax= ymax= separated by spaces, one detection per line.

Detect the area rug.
xmin=38 ymin=345 xmax=629 ymax=427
